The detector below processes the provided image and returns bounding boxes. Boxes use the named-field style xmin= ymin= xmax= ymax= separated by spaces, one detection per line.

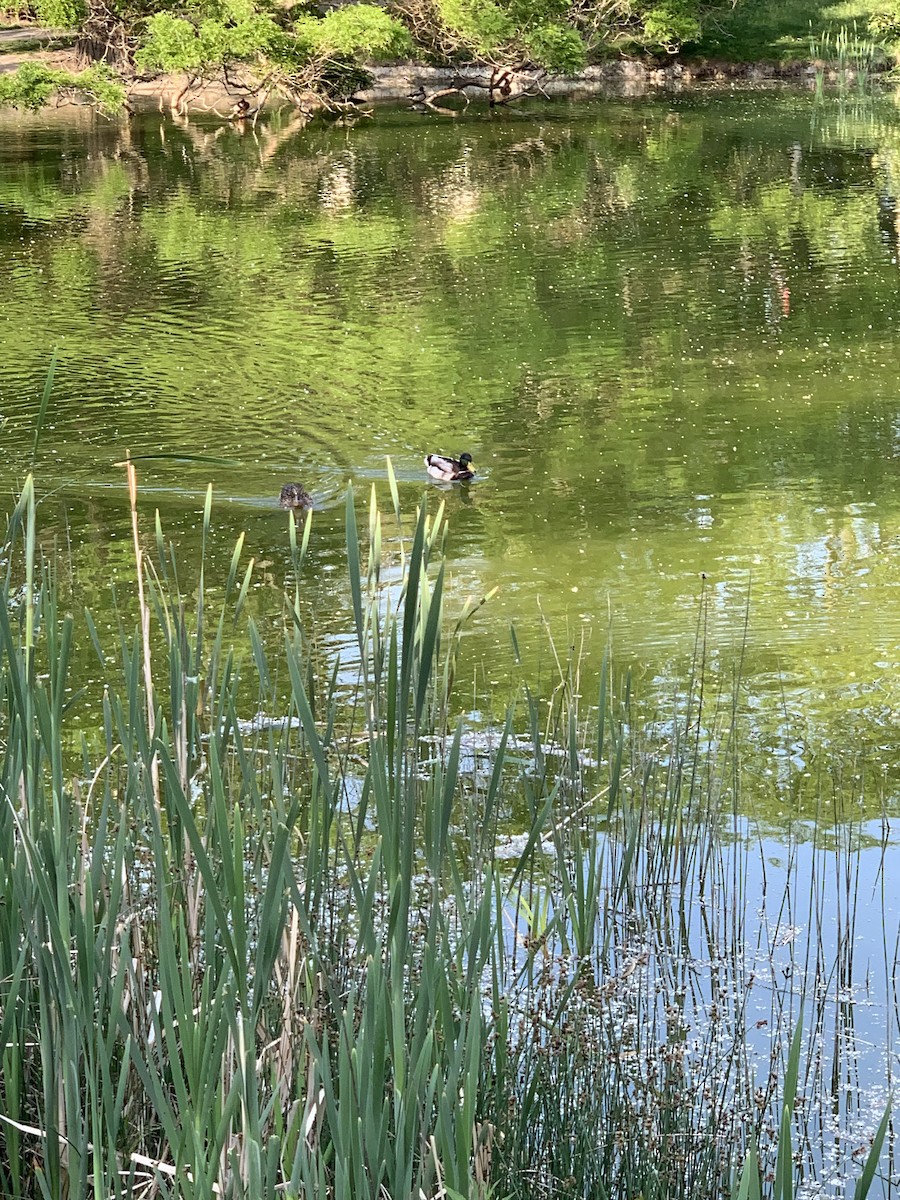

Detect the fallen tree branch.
xmin=409 ymin=65 xmax=549 ymax=111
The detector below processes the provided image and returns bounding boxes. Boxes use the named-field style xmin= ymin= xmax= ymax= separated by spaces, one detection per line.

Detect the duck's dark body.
xmin=425 ymin=452 xmax=475 ymax=482
xmin=279 ymin=483 xmax=313 ymax=509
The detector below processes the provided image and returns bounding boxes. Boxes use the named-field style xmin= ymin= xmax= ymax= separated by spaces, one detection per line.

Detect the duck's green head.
xmin=460 ymin=453 xmax=474 ymax=468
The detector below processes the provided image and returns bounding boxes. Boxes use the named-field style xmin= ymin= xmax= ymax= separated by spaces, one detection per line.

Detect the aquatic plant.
xmin=0 ymin=468 xmax=894 ymax=1197
xmin=808 ymin=20 xmax=888 ymax=94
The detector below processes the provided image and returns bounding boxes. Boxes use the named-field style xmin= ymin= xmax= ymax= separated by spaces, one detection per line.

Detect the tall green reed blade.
xmin=425 ymin=721 xmax=461 ymax=878
xmin=234 ymin=554 xmax=255 ymax=627
xmin=733 ymin=1146 xmax=761 ymax=1199
xmin=774 ymin=1012 xmax=804 ymax=1200
xmin=597 ymin=646 xmax=609 ymax=774
xmin=400 ymin=500 xmax=428 ymax=712
xmin=415 ymin=563 xmax=444 ymax=726
xmin=197 ymin=482 xmax=212 ymax=651
xmin=285 ymin=640 xmax=332 ymax=802
xmin=508 ymin=785 xmax=557 ymax=893
xmin=225 ymin=530 xmax=246 ymax=600
xmin=855 ymin=1100 xmax=891 ymax=1200
xmin=386 ymin=455 xmax=402 ymax=531
xmin=345 ymin=485 xmax=365 ymax=657
xmin=21 ymin=475 xmax=36 ymax=676
xmin=475 ymin=713 xmax=511 ymax=864
xmin=157 ymin=739 xmax=241 ymax=980
xmin=31 ymin=351 xmax=56 ymax=468
xmin=564 ymin=804 xmax=604 ymax=962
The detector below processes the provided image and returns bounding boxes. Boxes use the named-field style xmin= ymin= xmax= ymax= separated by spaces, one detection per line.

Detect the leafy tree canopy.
xmin=0 ymin=60 xmax=125 ymax=110
xmin=134 ymin=0 xmax=412 ymax=94
xmin=1 ymin=0 xmax=716 ymax=113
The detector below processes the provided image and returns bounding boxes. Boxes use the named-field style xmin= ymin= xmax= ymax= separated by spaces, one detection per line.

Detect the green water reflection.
xmin=4 ymin=91 xmax=900 ymax=765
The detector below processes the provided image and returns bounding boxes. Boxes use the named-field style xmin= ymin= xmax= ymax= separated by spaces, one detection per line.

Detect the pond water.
xmin=3 ymin=90 xmax=900 ymax=777
xmin=6 ymin=89 xmax=900 ymax=1188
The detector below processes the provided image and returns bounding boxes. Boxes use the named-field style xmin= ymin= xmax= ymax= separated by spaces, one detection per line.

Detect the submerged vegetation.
xmin=0 ymin=465 xmax=895 ymax=1197
xmin=808 ymin=19 xmax=889 ymax=92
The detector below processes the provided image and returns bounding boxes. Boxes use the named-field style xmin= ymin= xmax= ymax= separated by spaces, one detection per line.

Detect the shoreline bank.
xmin=0 ymin=32 xmax=874 ymax=113
xmin=126 ymin=58 xmax=828 ymax=112
xmin=359 ymin=56 xmax=826 ymax=101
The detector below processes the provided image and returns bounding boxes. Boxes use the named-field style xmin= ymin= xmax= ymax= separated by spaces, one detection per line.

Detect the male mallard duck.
xmin=279 ymin=483 xmax=313 ymax=509
xmin=424 ymin=452 xmax=475 ymax=482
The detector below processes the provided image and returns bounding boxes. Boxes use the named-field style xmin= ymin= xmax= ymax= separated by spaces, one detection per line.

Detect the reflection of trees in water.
xmin=4 ymin=101 xmax=898 ymax=287
xmin=4 ymin=101 xmax=900 ymax=673
xmin=5 ymin=100 xmax=900 ymax=511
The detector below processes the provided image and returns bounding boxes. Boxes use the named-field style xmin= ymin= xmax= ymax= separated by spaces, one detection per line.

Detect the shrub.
xmin=33 ymin=0 xmax=84 ymax=28
xmin=869 ymin=3 xmax=900 ymax=40
xmin=0 ymin=60 xmax=125 ymax=110
xmin=641 ymin=0 xmax=701 ymax=50
xmin=294 ymin=4 xmax=411 ymax=58
xmin=435 ymin=0 xmax=515 ymax=53
xmin=524 ymin=20 xmax=585 ymax=70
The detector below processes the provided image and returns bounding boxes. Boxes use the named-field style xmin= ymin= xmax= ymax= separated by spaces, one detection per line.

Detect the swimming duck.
xmin=425 ymin=452 xmax=475 ymax=482
xmin=279 ymin=483 xmax=313 ymax=509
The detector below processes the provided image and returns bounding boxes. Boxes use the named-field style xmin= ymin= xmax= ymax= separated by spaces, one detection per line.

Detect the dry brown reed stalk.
xmin=273 ymin=905 xmax=304 ymax=1107
xmin=473 ymin=1120 xmax=494 ymax=1196
xmin=0 ymin=1113 xmax=225 ymax=1194
xmin=124 ymin=451 xmax=160 ymax=814
xmin=118 ymin=453 xmax=161 ymax=1066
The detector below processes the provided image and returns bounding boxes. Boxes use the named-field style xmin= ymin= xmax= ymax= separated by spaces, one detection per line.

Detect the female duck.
xmin=425 ymin=452 xmax=475 ymax=482
xmin=279 ymin=483 xmax=313 ymax=509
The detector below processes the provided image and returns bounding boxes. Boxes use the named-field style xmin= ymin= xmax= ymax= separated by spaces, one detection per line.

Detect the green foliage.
xmin=0 ymin=60 xmax=58 ymax=107
xmin=294 ymin=4 xmax=411 ymax=58
xmin=691 ymin=0 xmax=879 ymax=62
xmin=3 ymin=0 xmax=887 ymax=113
xmin=434 ymin=0 xmax=515 ymax=52
xmin=869 ymin=2 xmax=900 ymax=39
xmin=135 ymin=9 xmax=279 ymax=72
xmin=136 ymin=3 xmax=408 ymax=87
xmin=427 ymin=0 xmax=703 ymax=71
xmin=135 ymin=12 xmax=206 ymax=70
xmin=433 ymin=0 xmax=593 ymax=67
xmin=640 ymin=0 xmax=701 ymax=49
xmin=523 ymin=19 xmax=584 ymax=69
xmin=507 ymin=0 xmax=569 ymax=25
xmin=0 ymin=60 xmax=125 ymax=110
xmin=33 ymin=0 xmax=84 ymax=27
xmin=0 ymin=0 xmax=795 ymax=108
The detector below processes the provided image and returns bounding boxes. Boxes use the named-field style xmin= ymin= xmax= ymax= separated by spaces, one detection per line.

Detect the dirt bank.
xmin=356 ymin=58 xmax=826 ymax=104
xmin=0 ymin=33 xmax=839 ymax=113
